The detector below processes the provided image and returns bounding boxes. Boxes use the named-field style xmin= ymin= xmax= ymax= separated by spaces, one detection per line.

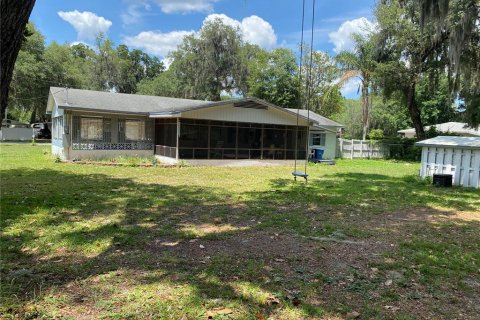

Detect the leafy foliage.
xmin=7 ymin=26 xmax=164 ymax=122
xmin=303 ymin=49 xmax=343 ymax=117
xmin=170 ymin=18 xmax=245 ymax=101
xmin=246 ymin=47 xmax=300 ymax=108
xmin=336 ymin=34 xmax=377 ymax=139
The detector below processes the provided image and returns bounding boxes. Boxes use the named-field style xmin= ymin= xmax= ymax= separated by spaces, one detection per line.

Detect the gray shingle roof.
xmin=398 ymin=122 xmax=480 ymax=136
xmin=286 ymin=108 xmax=344 ymax=127
xmin=48 ymin=88 xmax=343 ymax=128
xmin=416 ymin=136 xmax=480 ymax=148
xmin=49 ymin=87 xmax=212 ymax=114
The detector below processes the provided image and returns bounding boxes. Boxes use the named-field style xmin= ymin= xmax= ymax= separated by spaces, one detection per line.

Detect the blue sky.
xmin=30 ymin=0 xmax=376 ymax=97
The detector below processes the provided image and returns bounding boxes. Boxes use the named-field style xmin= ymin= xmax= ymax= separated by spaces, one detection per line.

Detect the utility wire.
xmin=304 ymin=0 xmax=316 ymax=175
xmin=294 ymin=0 xmax=306 ymax=174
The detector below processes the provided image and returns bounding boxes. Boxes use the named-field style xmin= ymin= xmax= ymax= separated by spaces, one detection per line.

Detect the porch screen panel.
xmin=179 ymin=124 xmax=208 ymax=148
xmin=118 ymin=119 xmax=126 ymax=143
xmin=103 ymin=118 xmax=112 ymax=142
xmin=72 ymin=116 xmax=80 ymax=143
xmin=159 ymin=118 xmax=307 ymax=160
xmin=155 ymin=119 xmax=177 ymax=147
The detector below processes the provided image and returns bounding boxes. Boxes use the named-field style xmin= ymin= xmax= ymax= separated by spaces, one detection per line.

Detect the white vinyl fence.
xmin=0 ymin=127 xmax=34 ymax=141
xmin=337 ymin=138 xmax=389 ymax=159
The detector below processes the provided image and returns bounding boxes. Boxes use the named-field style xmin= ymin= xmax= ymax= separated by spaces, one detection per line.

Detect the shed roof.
xmin=398 ymin=122 xmax=480 ymax=136
xmin=286 ymin=109 xmax=344 ymax=127
xmin=416 ymin=136 xmax=480 ymax=148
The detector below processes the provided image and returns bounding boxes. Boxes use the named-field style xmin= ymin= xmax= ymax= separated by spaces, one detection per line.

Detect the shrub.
xmin=367 ymin=129 xmax=384 ymax=140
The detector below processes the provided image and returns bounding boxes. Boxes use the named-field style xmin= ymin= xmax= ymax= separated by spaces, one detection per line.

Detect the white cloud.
xmin=123 ymin=13 xmax=277 ymax=57
xmin=162 ymin=57 xmax=174 ymax=70
xmin=328 ymin=17 xmax=376 ymax=53
xmin=122 ymin=0 xmax=151 ymax=24
xmin=123 ymin=30 xmax=194 ymax=56
xmin=240 ymin=16 xmax=277 ymax=50
xmin=155 ymin=0 xmax=218 ymax=14
xmin=204 ymin=14 xmax=277 ymax=50
xmin=58 ymin=10 xmax=112 ymax=40
xmin=122 ymin=0 xmax=218 ymax=23
xmin=69 ymin=41 xmax=90 ymax=47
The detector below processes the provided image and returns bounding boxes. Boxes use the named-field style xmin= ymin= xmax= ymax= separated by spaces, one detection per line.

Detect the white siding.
xmin=309 ymin=129 xmax=337 ymax=159
xmin=182 ymin=104 xmax=309 ymax=126
xmin=51 ymin=104 xmax=66 ymax=159
xmin=420 ymin=146 xmax=480 ymax=188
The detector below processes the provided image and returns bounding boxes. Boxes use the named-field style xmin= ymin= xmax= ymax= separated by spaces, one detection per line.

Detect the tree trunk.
xmin=30 ymin=107 xmax=36 ymax=124
xmin=361 ymin=81 xmax=370 ymax=140
xmin=0 ymin=0 xmax=36 ymax=121
xmin=406 ymin=81 xmax=425 ymax=139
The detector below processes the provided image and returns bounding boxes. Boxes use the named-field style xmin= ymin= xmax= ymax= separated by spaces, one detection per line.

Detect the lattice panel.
xmin=72 ymin=142 xmax=154 ymax=150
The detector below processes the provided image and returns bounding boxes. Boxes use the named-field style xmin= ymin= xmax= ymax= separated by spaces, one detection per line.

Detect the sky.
xmin=30 ymin=0 xmax=377 ymax=97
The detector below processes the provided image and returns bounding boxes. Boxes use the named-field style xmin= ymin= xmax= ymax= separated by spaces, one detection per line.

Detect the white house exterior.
xmin=286 ymin=109 xmax=343 ymax=160
xmin=399 ymin=122 xmax=480 ymax=138
xmin=416 ymin=136 xmax=480 ymax=188
xmin=46 ymin=87 xmax=343 ymax=163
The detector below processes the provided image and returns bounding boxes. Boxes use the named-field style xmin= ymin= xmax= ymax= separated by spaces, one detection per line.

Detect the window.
xmin=125 ymin=120 xmax=146 ymax=141
xmin=119 ymin=119 xmax=149 ymax=142
xmin=312 ymin=133 xmax=326 ymax=146
xmin=53 ymin=116 xmax=63 ymax=140
xmin=80 ymin=117 xmax=103 ymax=141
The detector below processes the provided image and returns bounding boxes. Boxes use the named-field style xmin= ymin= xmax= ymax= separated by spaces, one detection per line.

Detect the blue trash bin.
xmin=313 ymin=148 xmax=324 ymax=160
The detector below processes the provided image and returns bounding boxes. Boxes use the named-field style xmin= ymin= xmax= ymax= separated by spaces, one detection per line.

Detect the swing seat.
xmin=292 ymin=171 xmax=308 ymax=181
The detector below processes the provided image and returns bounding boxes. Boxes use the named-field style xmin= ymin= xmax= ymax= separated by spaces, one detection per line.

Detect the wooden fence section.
xmin=337 ymin=138 xmax=389 ymax=159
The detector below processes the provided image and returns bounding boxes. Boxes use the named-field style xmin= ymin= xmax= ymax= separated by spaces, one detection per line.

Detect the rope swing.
xmin=292 ymin=0 xmax=316 ymax=182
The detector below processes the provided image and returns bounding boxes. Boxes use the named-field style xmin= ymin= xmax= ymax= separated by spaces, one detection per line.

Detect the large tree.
xmin=374 ymin=1 xmax=453 ymax=139
xmin=303 ymin=49 xmax=343 ymax=118
xmin=170 ymin=18 xmax=245 ymax=101
xmin=7 ymin=22 xmax=45 ymax=123
xmin=336 ymin=34 xmax=377 ymax=140
xmin=246 ymin=47 xmax=300 ymax=108
xmin=0 ymin=0 xmax=36 ymax=121
xmin=377 ymin=0 xmax=479 ymax=137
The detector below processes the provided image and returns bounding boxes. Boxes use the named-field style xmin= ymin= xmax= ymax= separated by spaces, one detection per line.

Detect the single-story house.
xmin=416 ymin=136 xmax=480 ymax=188
xmin=46 ymin=87 xmax=343 ymax=163
xmin=398 ymin=122 xmax=480 ymax=138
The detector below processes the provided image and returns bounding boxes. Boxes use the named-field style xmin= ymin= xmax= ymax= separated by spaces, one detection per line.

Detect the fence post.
xmin=351 ymin=139 xmax=354 ymax=159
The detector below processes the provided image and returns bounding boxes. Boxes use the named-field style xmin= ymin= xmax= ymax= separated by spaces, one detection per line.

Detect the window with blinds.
xmin=119 ymin=119 xmax=150 ymax=142
xmin=80 ymin=117 xmax=103 ymax=141
xmin=312 ymin=133 xmax=326 ymax=146
xmin=53 ymin=116 xmax=63 ymax=140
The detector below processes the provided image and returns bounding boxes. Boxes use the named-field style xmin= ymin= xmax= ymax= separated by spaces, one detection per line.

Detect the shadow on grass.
xmin=1 ymin=167 xmax=479 ymax=318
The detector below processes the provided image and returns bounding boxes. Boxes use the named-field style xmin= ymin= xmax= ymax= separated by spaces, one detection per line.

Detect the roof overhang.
xmin=58 ymin=105 xmax=149 ymax=116
xmin=149 ymin=112 xmax=182 ymax=118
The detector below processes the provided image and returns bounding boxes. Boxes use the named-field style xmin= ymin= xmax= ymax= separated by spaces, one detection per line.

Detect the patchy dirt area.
xmin=142 ymin=206 xmax=480 ymax=319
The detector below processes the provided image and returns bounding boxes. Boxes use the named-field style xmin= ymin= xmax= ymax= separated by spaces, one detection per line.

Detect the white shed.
xmin=416 ymin=136 xmax=480 ymax=188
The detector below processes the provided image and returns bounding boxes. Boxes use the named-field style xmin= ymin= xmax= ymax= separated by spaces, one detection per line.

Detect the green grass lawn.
xmin=1 ymin=144 xmax=479 ymax=319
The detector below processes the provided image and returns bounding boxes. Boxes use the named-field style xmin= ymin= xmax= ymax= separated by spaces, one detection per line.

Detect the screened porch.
xmin=155 ymin=118 xmax=308 ymax=160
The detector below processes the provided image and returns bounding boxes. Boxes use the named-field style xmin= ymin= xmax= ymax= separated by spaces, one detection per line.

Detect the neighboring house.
xmin=416 ymin=136 xmax=480 ymax=188
xmin=398 ymin=122 xmax=480 ymax=138
xmin=46 ymin=87 xmax=343 ymax=163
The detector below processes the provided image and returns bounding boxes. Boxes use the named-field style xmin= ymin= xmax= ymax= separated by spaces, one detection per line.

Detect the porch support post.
xmin=176 ymin=118 xmax=180 ymax=160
